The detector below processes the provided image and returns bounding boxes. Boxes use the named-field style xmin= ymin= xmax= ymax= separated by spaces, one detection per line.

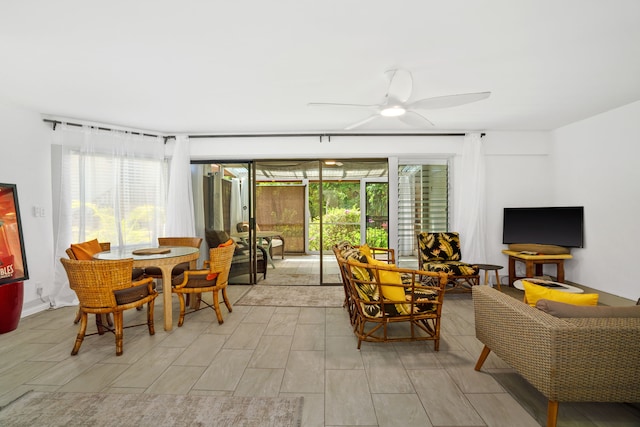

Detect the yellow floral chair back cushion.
xmin=417 ymin=232 xmax=479 ymax=276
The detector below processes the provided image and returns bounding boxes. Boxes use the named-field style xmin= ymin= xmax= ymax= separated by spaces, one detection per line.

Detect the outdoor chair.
xmin=237 ymin=222 xmax=285 ymax=260
xmin=417 ymin=232 xmax=480 ymax=292
xmin=205 ymin=228 xmax=267 ymax=280
xmin=60 ymin=258 xmax=157 ymax=356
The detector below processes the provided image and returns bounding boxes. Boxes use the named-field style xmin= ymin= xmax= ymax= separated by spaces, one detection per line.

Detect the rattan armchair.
xmin=171 ymin=243 xmax=235 ymax=326
xmin=66 ymin=241 xmax=145 ymax=330
xmin=333 ymin=242 xmax=449 ymax=350
xmin=60 ymin=258 xmax=157 ymax=356
xmin=417 ymin=232 xmax=480 ymax=292
xmin=66 ymin=241 xmax=112 ymax=335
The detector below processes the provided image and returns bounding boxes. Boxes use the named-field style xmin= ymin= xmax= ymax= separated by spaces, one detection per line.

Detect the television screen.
xmin=502 ymin=206 xmax=584 ymax=248
xmin=0 ymin=183 xmax=29 ymax=285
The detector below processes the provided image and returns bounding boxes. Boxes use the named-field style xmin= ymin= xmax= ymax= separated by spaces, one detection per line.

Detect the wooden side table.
xmin=476 ymin=264 xmax=503 ymax=290
xmin=502 ymin=250 xmax=573 ymax=286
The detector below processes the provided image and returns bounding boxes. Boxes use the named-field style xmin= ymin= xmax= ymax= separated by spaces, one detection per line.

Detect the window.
xmin=398 ymin=162 xmax=449 ymax=257
xmin=68 ymin=151 xmax=166 ymax=247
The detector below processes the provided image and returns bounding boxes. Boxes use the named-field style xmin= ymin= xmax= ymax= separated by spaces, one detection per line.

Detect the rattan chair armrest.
xmin=132 ymin=277 xmax=155 ymax=293
xmin=172 ymin=269 xmax=210 ymax=289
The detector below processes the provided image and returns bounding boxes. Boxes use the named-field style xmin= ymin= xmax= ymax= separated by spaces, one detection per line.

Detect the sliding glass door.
xmin=195 ymin=159 xmax=389 ymax=285
xmin=199 ymin=162 xmax=267 ymax=284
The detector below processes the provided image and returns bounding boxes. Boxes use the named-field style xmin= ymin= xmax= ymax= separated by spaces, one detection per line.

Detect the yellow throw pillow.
xmin=522 ymin=280 xmax=598 ymax=307
xmin=359 ymin=244 xmax=372 ymax=259
xmin=70 ymin=239 xmax=103 ymax=260
xmin=377 ymin=269 xmax=406 ymax=301
xmin=365 ymin=258 xmax=404 ymax=301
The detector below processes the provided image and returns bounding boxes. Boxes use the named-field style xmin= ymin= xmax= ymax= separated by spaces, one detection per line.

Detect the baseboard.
xmin=21 ymin=301 xmax=51 ymax=317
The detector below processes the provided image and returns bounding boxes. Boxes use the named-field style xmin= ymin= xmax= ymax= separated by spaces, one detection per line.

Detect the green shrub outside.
xmin=309 ymin=207 xmax=387 ymax=251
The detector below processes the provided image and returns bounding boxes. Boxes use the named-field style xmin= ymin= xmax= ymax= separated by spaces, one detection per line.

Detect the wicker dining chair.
xmin=171 ymin=243 xmax=235 ymax=326
xmin=60 ymin=258 xmax=157 ymax=356
xmin=144 ymin=237 xmax=203 ymax=279
xmin=67 ymin=241 xmax=116 ymax=331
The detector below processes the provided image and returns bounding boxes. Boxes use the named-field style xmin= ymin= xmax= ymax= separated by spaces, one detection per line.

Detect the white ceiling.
xmin=1 ymin=1 xmax=639 ymax=134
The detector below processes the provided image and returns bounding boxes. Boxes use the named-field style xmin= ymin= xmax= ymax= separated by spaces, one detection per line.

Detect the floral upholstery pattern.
xmin=336 ymin=241 xmax=440 ymax=318
xmin=417 ymin=232 xmax=479 ymax=276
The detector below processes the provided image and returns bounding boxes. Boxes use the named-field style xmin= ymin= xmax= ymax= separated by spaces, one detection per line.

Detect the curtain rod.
xmin=43 ymin=119 xmax=484 ymax=141
xmin=42 ymin=119 xmax=166 ymax=140
xmin=182 ymin=132 xmax=480 ymax=142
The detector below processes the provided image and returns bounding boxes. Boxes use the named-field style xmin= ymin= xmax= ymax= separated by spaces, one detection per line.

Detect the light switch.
xmin=32 ymin=206 xmax=45 ymax=217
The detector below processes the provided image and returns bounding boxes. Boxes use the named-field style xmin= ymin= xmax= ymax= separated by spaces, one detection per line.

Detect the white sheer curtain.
xmin=165 ymin=135 xmax=196 ymax=236
xmin=230 ymin=178 xmax=243 ymax=231
xmin=191 ymin=164 xmax=208 ymax=268
xmin=452 ymin=132 xmax=487 ymax=264
xmin=50 ymin=124 xmax=166 ymax=308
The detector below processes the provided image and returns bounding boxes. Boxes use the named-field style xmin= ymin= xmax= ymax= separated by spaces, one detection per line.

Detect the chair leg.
xmin=212 ymin=290 xmax=224 ymax=324
xmin=177 ymin=293 xmax=186 ymax=327
xmin=71 ymin=311 xmax=88 ymax=355
xmin=547 ymin=400 xmax=559 ymax=427
xmin=474 ymin=345 xmax=492 ymax=371
xmin=147 ymin=301 xmax=155 ymax=335
xmin=114 ymin=311 xmax=124 ymax=356
xmin=221 ymin=287 xmax=233 ymax=313
xmin=96 ymin=313 xmax=106 ymax=335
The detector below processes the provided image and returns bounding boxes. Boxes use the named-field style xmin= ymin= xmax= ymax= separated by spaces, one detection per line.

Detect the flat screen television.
xmin=502 ymin=206 xmax=584 ymax=248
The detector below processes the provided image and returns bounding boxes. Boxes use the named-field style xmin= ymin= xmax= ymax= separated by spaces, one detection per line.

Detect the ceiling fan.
xmin=308 ymin=69 xmax=491 ymax=130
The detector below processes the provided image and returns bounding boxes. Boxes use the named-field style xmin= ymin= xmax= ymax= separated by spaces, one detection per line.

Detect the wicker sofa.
xmin=472 ymin=285 xmax=640 ymax=427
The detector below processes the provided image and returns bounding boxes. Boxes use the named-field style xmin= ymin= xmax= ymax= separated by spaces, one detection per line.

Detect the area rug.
xmin=0 ymin=391 xmax=303 ymax=427
xmin=236 ymin=285 xmax=344 ymax=307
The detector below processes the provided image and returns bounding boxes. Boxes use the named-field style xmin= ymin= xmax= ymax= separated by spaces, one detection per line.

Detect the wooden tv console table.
xmin=502 ymin=250 xmax=573 ymax=285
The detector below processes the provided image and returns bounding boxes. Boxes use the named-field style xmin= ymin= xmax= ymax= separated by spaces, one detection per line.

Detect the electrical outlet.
xmin=36 ymin=285 xmax=43 ymax=296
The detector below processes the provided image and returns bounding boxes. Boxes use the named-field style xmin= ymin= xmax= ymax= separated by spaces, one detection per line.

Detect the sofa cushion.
xmin=205 ymin=229 xmax=231 ymax=248
xmin=423 ymin=261 xmax=479 ymax=276
xmin=536 ymin=299 xmax=640 ymax=318
xmin=522 ymin=280 xmax=599 ymax=307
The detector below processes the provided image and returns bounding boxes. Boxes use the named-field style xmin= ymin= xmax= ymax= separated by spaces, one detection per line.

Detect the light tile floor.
xmin=1 ymin=285 xmax=639 ymax=426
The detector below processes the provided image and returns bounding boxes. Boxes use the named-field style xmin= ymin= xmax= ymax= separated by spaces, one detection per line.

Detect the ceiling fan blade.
xmin=408 ymin=91 xmax=491 ymax=110
xmin=399 ymin=110 xmax=435 ymax=127
xmin=384 ymin=69 xmax=413 ymax=104
xmin=307 ymin=102 xmax=377 ymax=109
xmin=345 ymin=114 xmax=379 ymax=130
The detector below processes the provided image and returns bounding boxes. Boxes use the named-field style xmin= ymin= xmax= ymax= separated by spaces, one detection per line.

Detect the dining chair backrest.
xmin=207 ymin=243 xmax=236 ymax=287
xmin=158 ymin=237 xmax=202 ymax=249
xmin=61 ymin=257 xmax=134 ymax=309
xmin=66 ymin=241 xmax=111 ymax=260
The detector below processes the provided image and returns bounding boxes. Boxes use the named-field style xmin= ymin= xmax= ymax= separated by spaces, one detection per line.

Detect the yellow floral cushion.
xmin=522 ymin=280 xmax=599 ymax=307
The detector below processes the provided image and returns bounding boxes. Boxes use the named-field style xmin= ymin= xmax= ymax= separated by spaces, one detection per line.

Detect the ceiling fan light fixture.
xmin=380 ymin=106 xmax=406 ymax=117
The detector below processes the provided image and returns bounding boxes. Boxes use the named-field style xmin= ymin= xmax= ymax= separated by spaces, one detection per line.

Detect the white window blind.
xmin=70 ymin=151 xmax=167 ymax=247
xmin=397 ymin=163 xmax=449 ymax=256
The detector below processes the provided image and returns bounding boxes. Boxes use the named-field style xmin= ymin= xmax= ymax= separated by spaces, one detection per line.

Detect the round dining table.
xmin=94 ymin=246 xmax=200 ymax=331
